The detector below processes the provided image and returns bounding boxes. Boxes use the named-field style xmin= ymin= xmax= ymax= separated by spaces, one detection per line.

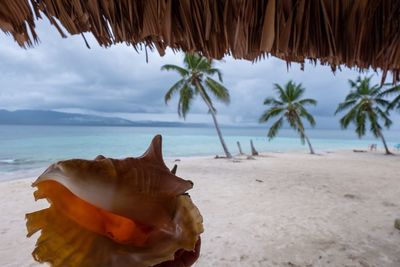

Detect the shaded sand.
xmin=1 ymin=151 xmax=399 ymax=267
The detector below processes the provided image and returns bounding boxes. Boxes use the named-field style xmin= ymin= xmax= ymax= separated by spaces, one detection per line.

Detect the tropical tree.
xmin=161 ymin=53 xmax=232 ymax=158
xmin=259 ymin=81 xmax=317 ymax=154
xmin=335 ymin=76 xmax=393 ymax=154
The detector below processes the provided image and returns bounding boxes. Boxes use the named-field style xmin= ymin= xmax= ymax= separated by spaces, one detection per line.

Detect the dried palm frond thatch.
xmin=1 ymin=0 xmax=399 ymax=83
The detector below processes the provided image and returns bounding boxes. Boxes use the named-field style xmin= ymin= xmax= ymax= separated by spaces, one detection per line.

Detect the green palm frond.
xmin=354 ymin=109 xmax=366 ymax=137
xmin=263 ymin=97 xmax=284 ymax=106
xmin=207 ymin=68 xmax=223 ymax=82
xmin=297 ymin=98 xmax=317 ymax=106
xmin=348 ymin=79 xmax=358 ymax=88
xmin=291 ymin=83 xmax=305 ymax=101
xmin=339 ymin=105 xmax=359 ymax=129
xmin=387 ymin=94 xmax=400 ymax=110
xmin=183 ymin=53 xmax=197 ymax=69
xmin=378 ymin=84 xmax=400 ymax=111
xmin=378 ymin=84 xmax=400 ymax=97
xmin=335 ymin=99 xmax=357 ymax=114
xmin=344 ymin=91 xmax=361 ymax=101
xmin=286 ymin=112 xmax=299 ymax=130
xmin=164 ymin=78 xmax=186 ymax=104
xmin=267 ymin=117 xmax=284 ymax=140
xmin=259 ymin=107 xmax=285 ymax=123
xmin=195 ymin=57 xmax=212 ymax=72
xmin=161 ymin=64 xmax=189 ymax=77
xmin=205 ymin=77 xmax=230 ymax=104
xmin=374 ymin=98 xmax=390 ymax=107
xmin=273 ymin=83 xmax=289 ymax=102
xmin=178 ymin=85 xmax=194 ymax=119
xmin=297 ymin=105 xmax=316 ymax=126
xmin=375 ymin=107 xmax=392 ymax=128
xmin=367 ymin=111 xmax=381 ymax=138
xmin=369 ymin=85 xmax=382 ymax=97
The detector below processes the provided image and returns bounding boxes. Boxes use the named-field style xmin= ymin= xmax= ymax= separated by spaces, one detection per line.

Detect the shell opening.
xmin=35 ymin=180 xmax=152 ymax=246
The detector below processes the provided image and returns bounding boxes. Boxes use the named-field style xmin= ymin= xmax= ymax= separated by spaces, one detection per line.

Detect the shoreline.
xmin=1 ymin=148 xmax=398 ymax=182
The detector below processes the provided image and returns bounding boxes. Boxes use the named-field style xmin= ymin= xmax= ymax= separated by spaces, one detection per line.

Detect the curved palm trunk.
xmin=196 ymin=82 xmax=232 ymax=158
xmin=299 ymin=128 xmax=315 ymax=154
xmin=304 ymin=135 xmax=315 ymax=155
xmin=208 ymin=109 xmax=232 ymax=158
xmin=378 ymin=130 xmax=392 ymax=155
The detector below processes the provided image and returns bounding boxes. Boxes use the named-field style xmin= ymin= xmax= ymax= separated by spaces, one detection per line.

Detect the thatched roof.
xmin=1 ymin=0 xmax=400 ymax=82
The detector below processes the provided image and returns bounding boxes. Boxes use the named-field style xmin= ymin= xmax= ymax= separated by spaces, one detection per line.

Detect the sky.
xmin=0 ymin=19 xmax=399 ymax=129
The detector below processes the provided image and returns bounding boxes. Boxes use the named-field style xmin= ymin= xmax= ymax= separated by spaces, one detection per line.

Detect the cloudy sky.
xmin=0 ymin=19 xmax=398 ymax=129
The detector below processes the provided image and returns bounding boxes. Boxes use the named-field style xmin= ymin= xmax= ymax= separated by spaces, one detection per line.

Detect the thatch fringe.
xmin=1 ymin=0 xmax=399 ymax=83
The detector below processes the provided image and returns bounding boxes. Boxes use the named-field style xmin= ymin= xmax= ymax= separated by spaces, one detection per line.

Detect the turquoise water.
xmin=0 ymin=125 xmax=399 ymax=177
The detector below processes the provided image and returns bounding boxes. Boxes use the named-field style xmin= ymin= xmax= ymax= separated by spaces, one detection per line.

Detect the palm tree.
xmin=259 ymin=81 xmax=317 ymax=154
xmin=161 ymin=53 xmax=232 ymax=158
xmin=335 ymin=76 xmax=393 ymax=155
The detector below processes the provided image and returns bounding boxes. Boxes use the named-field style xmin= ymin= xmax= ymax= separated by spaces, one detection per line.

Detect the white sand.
xmin=0 ymin=151 xmax=399 ymax=267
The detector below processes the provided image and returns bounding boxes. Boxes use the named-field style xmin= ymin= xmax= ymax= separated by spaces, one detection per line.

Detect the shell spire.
xmin=140 ymin=135 xmax=167 ymax=168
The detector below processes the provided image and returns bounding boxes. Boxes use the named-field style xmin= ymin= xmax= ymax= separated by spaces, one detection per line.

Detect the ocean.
xmin=0 ymin=125 xmax=399 ymax=180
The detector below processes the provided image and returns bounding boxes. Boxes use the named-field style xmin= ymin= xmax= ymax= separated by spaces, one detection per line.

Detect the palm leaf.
xmin=297 ymin=105 xmax=316 ymax=127
xmin=374 ymin=98 xmax=390 ymax=107
xmin=178 ymin=85 xmax=194 ymax=119
xmin=375 ymin=107 xmax=392 ymax=128
xmin=367 ymin=111 xmax=381 ymax=138
xmin=298 ymin=98 xmax=317 ymax=106
xmin=164 ymin=78 xmax=186 ymax=104
xmin=184 ymin=53 xmax=198 ymax=69
xmin=259 ymin=107 xmax=286 ymax=123
xmin=207 ymin=68 xmax=223 ymax=82
xmin=267 ymin=117 xmax=284 ymax=140
xmin=273 ymin=83 xmax=289 ymax=102
xmin=354 ymin=109 xmax=366 ymax=137
xmin=335 ymin=99 xmax=357 ymax=114
xmin=263 ymin=97 xmax=284 ymax=106
xmin=291 ymin=83 xmax=305 ymax=101
xmin=205 ymin=78 xmax=230 ymax=104
xmin=195 ymin=57 xmax=212 ymax=72
xmin=377 ymin=84 xmax=400 ymax=97
xmin=387 ymin=94 xmax=400 ymax=110
xmin=344 ymin=91 xmax=360 ymax=101
xmin=161 ymin=64 xmax=189 ymax=77
xmin=339 ymin=105 xmax=359 ymax=129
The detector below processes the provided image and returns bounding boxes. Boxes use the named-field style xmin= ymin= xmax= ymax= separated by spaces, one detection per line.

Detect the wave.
xmin=0 ymin=159 xmax=17 ymax=164
xmin=0 ymin=158 xmax=48 ymax=166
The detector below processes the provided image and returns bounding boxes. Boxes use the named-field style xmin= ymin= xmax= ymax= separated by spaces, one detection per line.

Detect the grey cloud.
xmin=0 ymin=19 xmax=398 ymax=128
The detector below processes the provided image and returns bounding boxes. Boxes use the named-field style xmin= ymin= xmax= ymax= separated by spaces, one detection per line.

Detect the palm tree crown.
xmin=335 ymin=76 xmax=392 ymax=154
xmin=161 ymin=53 xmax=229 ymax=118
xmin=161 ymin=53 xmax=232 ymax=158
xmin=259 ymin=81 xmax=317 ymax=154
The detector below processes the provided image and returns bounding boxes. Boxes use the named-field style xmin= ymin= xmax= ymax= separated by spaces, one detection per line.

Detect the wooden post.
xmin=237 ymin=141 xmax=244 ymax=155
xmin=250 ymin=140 xmax=258 ymax=156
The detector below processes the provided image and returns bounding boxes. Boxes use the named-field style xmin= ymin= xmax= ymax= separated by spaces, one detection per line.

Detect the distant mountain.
xmin=0 ymin=110 xmax=209 ymax=127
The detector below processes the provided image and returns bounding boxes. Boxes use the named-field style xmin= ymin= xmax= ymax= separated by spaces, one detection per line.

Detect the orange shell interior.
xmin=36 ymin=180 xmax=152 ymax=246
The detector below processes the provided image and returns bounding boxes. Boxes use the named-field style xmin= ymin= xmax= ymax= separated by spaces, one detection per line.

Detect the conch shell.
xmin=26 ymin=135 xmax=203 ymax=267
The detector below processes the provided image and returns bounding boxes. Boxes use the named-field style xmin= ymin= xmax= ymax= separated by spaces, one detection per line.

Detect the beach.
xmin=0 ymin=150 xmax=399 ymax=267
